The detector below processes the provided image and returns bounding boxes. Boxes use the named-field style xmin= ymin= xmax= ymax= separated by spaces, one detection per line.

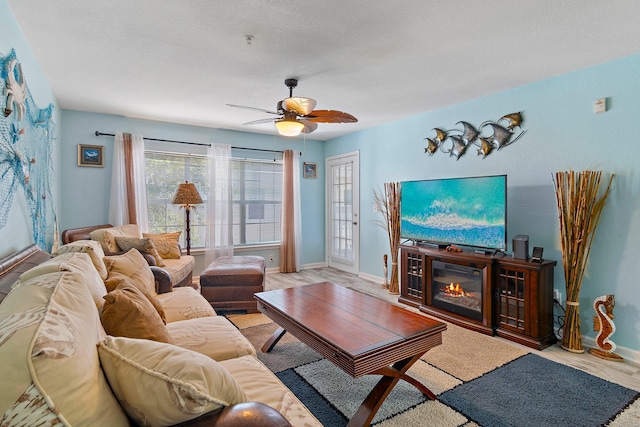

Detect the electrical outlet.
xmin=269 ymin=254 xmax=274 ymax=262
xmin=553 ymin=289 xmax=562 ymax=305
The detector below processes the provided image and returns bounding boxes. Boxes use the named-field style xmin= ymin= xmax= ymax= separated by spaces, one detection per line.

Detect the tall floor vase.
xmin=553 ymin=170 xmax=613 ymax=353
xmin=374 ymin=182 xmax=401 ymax=295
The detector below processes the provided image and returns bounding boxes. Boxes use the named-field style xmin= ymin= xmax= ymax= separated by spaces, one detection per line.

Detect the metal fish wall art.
xmin=423 ymin=112 xmax=526 ymax=160
xmin=424 ymin=138 xmax=439 ymax=155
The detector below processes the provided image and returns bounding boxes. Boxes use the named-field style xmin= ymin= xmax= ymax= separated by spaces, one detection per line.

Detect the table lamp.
xmin=172 ymin=181 xmax=203 ymax=255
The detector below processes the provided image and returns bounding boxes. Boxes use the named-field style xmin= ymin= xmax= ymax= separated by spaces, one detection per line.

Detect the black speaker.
xmin=512 ymin=235 xmax=529 ymax=260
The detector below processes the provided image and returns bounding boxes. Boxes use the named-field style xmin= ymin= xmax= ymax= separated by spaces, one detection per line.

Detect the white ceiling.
xmin=8 ymin=0 xmax=640 ymax=141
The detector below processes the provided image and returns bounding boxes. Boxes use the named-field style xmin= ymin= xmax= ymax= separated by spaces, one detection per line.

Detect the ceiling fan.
xmin=227 ymin=78 xmax=357 ymax=137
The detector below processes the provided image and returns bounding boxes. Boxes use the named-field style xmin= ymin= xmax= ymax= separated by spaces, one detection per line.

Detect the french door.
xmin=326 ymin=151 xmax=359 ymax=275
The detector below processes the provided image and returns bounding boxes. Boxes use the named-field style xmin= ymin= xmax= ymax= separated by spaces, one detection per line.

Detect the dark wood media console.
xmin=399 ymin=245 xmax=557 ymax=350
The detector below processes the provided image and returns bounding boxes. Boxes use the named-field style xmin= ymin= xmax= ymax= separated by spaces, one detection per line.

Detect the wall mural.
xmin=0 ymin=49 xmax=57 ymax=252
xmin=423 ymin=112 xmax=526 ymax=160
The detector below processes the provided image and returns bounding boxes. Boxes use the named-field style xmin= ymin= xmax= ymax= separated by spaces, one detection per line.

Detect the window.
xmin=232 ymin=159 xmax=282 ymax=246
xmin=145 ymin=152 xmax=207 ymax=248
xmin=145 ymin=151 xmax=282 ymax=249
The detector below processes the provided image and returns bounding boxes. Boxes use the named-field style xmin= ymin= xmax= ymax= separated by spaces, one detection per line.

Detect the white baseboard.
xmin=581 ymin=335 xmax=640 ymax=365
xmin=266 ymin=262 xmax=327 ymax=274
xmin=358 ymin=271 xmax=385 ymax=285
xmin=554 ymin=329 xmax=639 ymax=364
xmin=301 ymin=262 xmax=327 ymax=270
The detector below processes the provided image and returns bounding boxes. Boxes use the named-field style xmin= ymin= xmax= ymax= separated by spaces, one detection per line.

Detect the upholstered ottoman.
xmin=199 ymin=256 xmax=266 ymax=313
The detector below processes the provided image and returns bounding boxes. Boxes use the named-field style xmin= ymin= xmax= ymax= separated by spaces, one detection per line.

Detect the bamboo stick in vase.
xmin=553 ymin=170 xmax=613 ymax=353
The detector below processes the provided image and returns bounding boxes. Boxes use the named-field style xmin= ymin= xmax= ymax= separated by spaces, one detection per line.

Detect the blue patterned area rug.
xmin=229 ymin=313 xmax=640 ymax=427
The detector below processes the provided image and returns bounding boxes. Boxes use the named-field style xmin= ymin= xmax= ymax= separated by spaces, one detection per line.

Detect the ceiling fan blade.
xmin=242 ymin=118 xmax=278 ymax=125
xmin=281 ymin=97 xmax=317 ymax=116
xmin=227 ymin=104 xmax=280 ymax=115
xmin=304 ymin=109 xmax=358 ymax=123
xmin=299 ymin=120 xmax=318 ymax=134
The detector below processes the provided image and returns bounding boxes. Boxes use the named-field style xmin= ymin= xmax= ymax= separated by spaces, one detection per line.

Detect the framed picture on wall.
xmin=303 ymin=162 xmax=317 ymax=179
xmin=77 ymin=144 xmax=104 ymax=167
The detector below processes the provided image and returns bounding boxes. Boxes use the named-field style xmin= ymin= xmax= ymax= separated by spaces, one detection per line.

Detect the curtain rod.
xmin=94 ymin=131 xmax=285 ymax=154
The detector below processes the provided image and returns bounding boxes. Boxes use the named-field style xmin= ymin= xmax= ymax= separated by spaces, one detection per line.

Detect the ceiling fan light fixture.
xmin=229 ymin=78 xmax=357 ymax=136
xmin=275 ymin=119 xmax=304 ymax=137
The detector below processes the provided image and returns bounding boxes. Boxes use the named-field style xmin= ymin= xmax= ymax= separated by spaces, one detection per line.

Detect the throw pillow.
xmin=52 ymin=239 xmax=109 ymax=279
xmin=103 ymin=228 xmax=138 ymax=253
xmin=90 ymin=224 xmax=141 ymax=252
xmin=103 ymin=248 xmax=156 ymax=295
xmin=105 ymin=277 xmax=167 ymax=324
xmin=142 ymin=231 xmax=182 ymax=259
xmin=101 ymin=280 xmax=172 ymax=343
xmin=115 ymin=236 xmax=165 ymax=267
xmin=97 ymin=335 xmax=248 ymax=426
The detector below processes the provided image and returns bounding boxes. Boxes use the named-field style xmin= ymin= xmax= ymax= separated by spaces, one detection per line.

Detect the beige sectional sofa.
xmin=0 ymin=243 xmax=321 ymax=426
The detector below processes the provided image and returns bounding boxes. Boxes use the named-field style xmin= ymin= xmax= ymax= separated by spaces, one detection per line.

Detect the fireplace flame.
xmin=443 ymin=282 xmax=470 ymax=298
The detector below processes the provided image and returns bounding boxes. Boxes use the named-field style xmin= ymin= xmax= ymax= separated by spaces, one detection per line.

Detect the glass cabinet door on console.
xmin=399 ymin=247 xmax=424 ymax=307
xmin=494 ymin=259 xmax=557 ymax=350
xmin=496 ymin=266 xmax=527 ymax=332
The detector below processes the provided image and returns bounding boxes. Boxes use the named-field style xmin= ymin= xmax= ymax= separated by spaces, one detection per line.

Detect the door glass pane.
xmin=331 ymin=163 xmax=353 ymax=263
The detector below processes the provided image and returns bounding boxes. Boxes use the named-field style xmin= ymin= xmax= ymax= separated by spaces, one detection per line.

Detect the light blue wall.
xmin=325 ymin=53 xmax=640 ymax=352
xmin=0 ymin=0 xmax=61 ymax=256
xmin=59 ymin=110 xmax=325 ymax=272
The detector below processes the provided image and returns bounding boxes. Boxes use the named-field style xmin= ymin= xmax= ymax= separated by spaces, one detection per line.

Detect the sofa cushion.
xmin=14 ymin=252 xmax=108 ymax=311
xmin=156 ymin=286 xmax=216 ymax=323
xmin=104 ymin=248 xmax=156 ymax=295
xmin=15 ymin=252 xmax=76 ymax=283
xmin=115 ymin=235 xmax=165 ymax=266
xmin=90 ymin=224 xmax=141 ymax=252
xmin=101 ymin=280 xmax=172 ymax=343
xmin=51 ymin=239 xmax=109 ymax=279
xmin=98 ymin=335 xmax=248 ymax=426
xmin=58 ymin=252 xmax=108 ymax=311
xmin=0 ymin=271 xmax=129 ymax=425
xmin=161 ymin=255 xmax=196 ymax=287
xmin=143 ymin=231 xmax=182 ymax=259
xmin=166 ymin=316 xmax=256 ymax=361
xmin=220 ymin=355 xmax=322 ymax=427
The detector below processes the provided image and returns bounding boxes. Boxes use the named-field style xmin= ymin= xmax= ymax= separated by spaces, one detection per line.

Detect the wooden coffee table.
xmin=255 ymin=281 xmax=446 ymax=427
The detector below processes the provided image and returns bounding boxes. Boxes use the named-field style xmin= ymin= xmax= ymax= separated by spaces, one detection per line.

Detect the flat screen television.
xmin=400 ymin=175 xmax=507 ymax=250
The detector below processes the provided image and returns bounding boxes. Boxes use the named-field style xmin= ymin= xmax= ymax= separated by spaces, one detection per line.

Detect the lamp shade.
xmin=172 ymin=181 xmax=203 ymax=205
xmin=275 ymin=119 xmax=304 ymax=137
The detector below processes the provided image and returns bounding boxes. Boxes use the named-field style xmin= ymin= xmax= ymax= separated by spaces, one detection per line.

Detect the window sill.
xmin=184 ymin=243 xmax=280 ymax=256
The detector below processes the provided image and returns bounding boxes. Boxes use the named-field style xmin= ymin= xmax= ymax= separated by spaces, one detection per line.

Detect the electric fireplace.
xmin=431 ymin=260 xmax=483 ymax=321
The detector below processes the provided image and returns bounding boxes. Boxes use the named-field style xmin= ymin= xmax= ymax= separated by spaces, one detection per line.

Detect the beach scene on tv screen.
xmin=401 ymin=176 xmax=506 ymax=249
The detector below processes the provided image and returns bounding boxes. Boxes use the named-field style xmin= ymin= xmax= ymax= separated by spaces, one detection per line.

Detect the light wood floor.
xmin=263 ymin=267 xmax=640 ymax=392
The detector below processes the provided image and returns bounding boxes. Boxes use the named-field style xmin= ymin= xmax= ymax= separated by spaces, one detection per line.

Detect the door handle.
xmin=353 ymin=222 xmax=358 ymax=225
